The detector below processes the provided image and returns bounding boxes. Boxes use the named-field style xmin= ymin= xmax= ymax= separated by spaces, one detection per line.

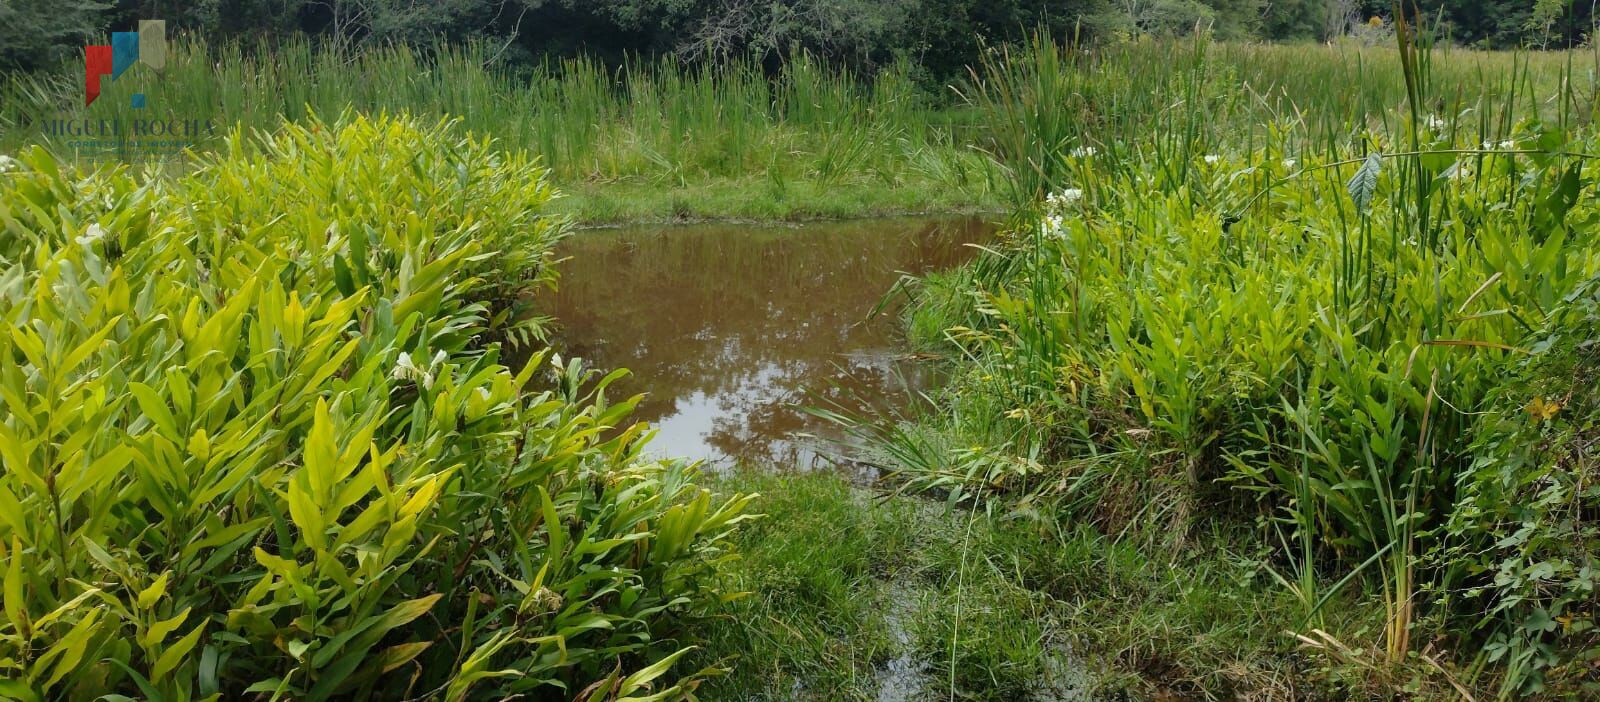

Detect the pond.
xmin=541 ymin=215 xmax=995 ymax=469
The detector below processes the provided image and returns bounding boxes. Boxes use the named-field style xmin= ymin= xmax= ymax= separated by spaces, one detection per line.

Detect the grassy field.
xmin=3 ymin=37 xmax=1580 ymax=223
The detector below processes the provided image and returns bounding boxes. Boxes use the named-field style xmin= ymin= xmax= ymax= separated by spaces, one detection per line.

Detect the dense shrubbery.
xmin=0 ymin=115 xmax=751 ymax=699
xmin=0 ymin=0 xmax=107 ymax=71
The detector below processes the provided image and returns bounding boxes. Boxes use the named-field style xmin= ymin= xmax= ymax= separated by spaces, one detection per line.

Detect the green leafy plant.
xmin=1444 ymin=274 xmax=1600 ymax=697
xmin=0 ymin=113 xmax=753 ymax=700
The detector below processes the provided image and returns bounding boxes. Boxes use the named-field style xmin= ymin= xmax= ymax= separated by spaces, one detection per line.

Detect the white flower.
xmin=1204 ymin=154 xmax=1220 ymax=164
xmin=1498 ymin=140 xmax=1515 ymax=150
xmin=1068 ymin=145 xmax=1097 ymax=158
xmin=1043 ymin=189 xmax=1083 ymax=216
xmin=1040 ymin=213 xmax=1067 ymax=239
xmin=392 ymin=351 xmax=416 ymax=378
xmin=75 ymin=223 xmax=107 ymax=247
xmin=0 ymin=155 xmax=17 ymax=173
xmin=1425 ymin=114 xmax=1446 ymax=130
xmin=1281 ymin=158 xmax=1297 ymax=169
xmin=1481 ymin=140 xmax=1495 ymax=150
xmin=392 ymin=351 xmax=436 ymax=388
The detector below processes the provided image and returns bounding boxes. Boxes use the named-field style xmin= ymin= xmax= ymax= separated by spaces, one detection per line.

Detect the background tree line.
xmin=2 ymin=1 xmax=1595 ymax=80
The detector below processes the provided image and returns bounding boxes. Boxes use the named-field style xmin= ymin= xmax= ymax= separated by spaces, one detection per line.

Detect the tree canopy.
xmin=3 ymin=1 xmax=1594 ymax=75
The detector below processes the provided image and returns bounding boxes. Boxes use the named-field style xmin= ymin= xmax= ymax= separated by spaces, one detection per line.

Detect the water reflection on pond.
xmin=541 ymin=216 xmax=994 ymax=469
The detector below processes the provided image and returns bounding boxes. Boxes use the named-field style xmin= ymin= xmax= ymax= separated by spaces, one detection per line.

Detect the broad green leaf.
xmin=128 ymin=382 xmax=181 ymax=440
xmin=1347 ymin=151 xmax=1382 ymax=212
xmin=151 ymin=622 xmax=206 ymax=683
xmin=137 ymin=572 xmax=170 ymax=609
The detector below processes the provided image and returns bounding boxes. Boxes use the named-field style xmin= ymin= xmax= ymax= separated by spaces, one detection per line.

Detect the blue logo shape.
xmin=111 ymin=32 xmax=139 ymax=79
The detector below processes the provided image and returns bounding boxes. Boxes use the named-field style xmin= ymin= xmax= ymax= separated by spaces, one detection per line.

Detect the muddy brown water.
xmin=540 ymin=215 xmax=995 ymax=469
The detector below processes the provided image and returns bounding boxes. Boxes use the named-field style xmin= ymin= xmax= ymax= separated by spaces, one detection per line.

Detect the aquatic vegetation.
xmin=0 ymin=114 xmax=751 ymax=699
xmin=689 ymin=470 xmax=1343 ymax=700
xmin=4 ymin=35 xmax=1575 ymax=224
xmin=962 ymin=32 xmax=1580 ymax=206
xmin=898 ymin=32 xmax=1600 ymax=696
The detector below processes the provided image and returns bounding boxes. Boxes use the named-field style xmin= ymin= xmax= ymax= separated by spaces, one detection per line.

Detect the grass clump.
xmin=691 ymin=474 xmax=901 ymax=700
xmin=0 ymin=114 xmax=752 ymax=699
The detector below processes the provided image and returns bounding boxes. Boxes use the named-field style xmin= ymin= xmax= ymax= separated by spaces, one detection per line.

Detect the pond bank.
xmin=538 ymin=214 xmax=1353 ymax=698
xmin=685 ymin=471 xmax=1331 ymax=701
xmin=549 ymin=178 xmax=1003 ymax=226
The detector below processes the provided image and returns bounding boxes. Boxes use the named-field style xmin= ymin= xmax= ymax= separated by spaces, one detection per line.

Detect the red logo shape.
xmin=85 ymin=45 xmax=113 ymax=106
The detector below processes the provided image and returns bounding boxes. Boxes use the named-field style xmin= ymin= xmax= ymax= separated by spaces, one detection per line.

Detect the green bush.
xmin=1445 ymin=275 xmax=1600 ymax=695
xmin=0 ymin=114 xmax=752 ymax=700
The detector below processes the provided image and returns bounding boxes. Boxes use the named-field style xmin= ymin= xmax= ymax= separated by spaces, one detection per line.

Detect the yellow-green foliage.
xmin=0 ymin=115 xmax=752 ymax=700
xmin=992 ymin=129 xmax=1596 ymax=525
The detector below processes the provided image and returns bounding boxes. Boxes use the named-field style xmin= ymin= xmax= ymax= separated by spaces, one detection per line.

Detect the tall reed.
xmin=0 ymin=39 xmax=995 ymax=201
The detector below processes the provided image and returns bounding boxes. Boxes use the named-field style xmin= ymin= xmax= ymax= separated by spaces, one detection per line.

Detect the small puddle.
xmin=875 ymin=581 xmax=933 ymax=702
xmin=541 ymin=215 xmax=993 ymax=470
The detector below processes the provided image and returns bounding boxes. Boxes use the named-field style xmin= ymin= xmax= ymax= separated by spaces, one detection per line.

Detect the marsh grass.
xmin=3 ymin=37 xmax=1583 ymax=223
xmin=0 ymin=39 xmax=998 ymax=222
xmin=8 ymin=27 xmax=1598 ymax=697
xmin=963 ymin=32 xmax=1588 ymax=209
